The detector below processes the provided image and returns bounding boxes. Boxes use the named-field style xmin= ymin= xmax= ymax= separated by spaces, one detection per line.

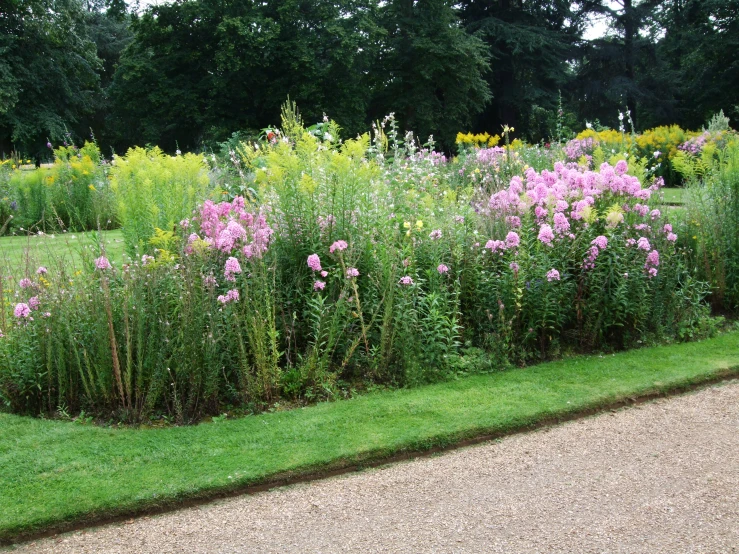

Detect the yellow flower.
xmin=415 ymin=220 xmax=423 ymax=229
xmin=403 ymin=221 xmax=411 ymax=229
xmin=88 ymin=184 xmax=96 ymax=191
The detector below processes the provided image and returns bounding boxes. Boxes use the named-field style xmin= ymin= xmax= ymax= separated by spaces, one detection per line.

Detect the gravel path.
xmin=13 ymin=381 xmax=739 ymax=553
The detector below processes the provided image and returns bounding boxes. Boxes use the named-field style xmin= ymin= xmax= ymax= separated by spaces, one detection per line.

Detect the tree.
xmin=0 ymin=0 xmax=102 ymax=156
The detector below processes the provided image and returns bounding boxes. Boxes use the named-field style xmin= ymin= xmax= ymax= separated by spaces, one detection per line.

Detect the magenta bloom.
xmin=663 ymin=224 xmax=672 ymax=233
xmin=307 ymin=254 xmax=322 ymax=272
xmin=320 ymin=270 xmax=328 ymax=277
xmin=505 ymin=231 xmax=520 ymax=249
xmin=329 ymin=240 xmax=348 ymax=253
xmin=637 ymin=237 xmax=651 ymax=251
xmin=667 ymin=232 xmax=677 ymax=242
xmin=538 ymin=224 xmax=554 ymax=246
xmin=224 ymin=256 xmax=242 ymax=281
xmin=399 ymin=275 xmax=414 ymax=285
xmin=429 ymin=229 xmax=442 ymax=241
xmin=506 ymin=216 xmax=521 ymax=228
xmin=646 ymin=250 xmax=660 ymax=267
xmin=553 ymin=212 xmax=570 ymax=234
xmin=437 ymin=264 xmax=449 ymax=274
xmin=346 ymin=267 xmax=359 ymax=279
xmin=19 ymin=278 xmax=33 ymax=289
xmin=650 ymin=209 xmax=661 ymax=220
xmin=36 ymin=266 xmax=48 ymax=275
xmin=95 ymin=256 xmax=112 ymax=270
xmin=14 ymin=303 xmax=31 ymax=318
xmin=546 ymin=268 xmax=561 ymax=282
xmin=648 ymin=267 xmax=658 ymax=278
xmin=28 ymin=296 xmax=40 ymax=310
xmin=313 ymin=280 xmax=326 ymax=291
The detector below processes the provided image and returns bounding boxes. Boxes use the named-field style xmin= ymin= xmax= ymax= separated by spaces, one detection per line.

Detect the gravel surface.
xmin=12 ymin=381 xmax=739 ymax=553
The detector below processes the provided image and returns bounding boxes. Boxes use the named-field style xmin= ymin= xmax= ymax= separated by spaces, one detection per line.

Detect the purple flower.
xmin=28 ymin=296 xmax=40 ymax=310
xmin=663 ymin=224 xmax=672 ymax=233
xmin=506 ymin=216 xmax=521 ymax=228
xmin=95 ymin=256 xmax=112 ymax=270
xmin=509 ymin=262 xmax=519 ymax=273
xmin=546 ymin=268 xmax=561 ymax=282
xmin=538 ymin=224 xmax=554 ymax=246
xmin=615 ymin=160 xmax=628 ymax=175
xmin=19 ymin=278 xmax=33 ymax=289
xmin=667 ymin=232 xmax=677 ymax=242
xmin=307 ymin=254 xmax=322 ymax=272
xmin=36 ymin=266 xmax=48 ymax=275
xmin=505 ymin=231 xmax=520 ymax=249
xmin=14 ymin=303 xmax=31 ymax=318
xmin=648 ymin=267 xmax=658 ymax=278
xmin=47 ymin=142 xmax=52 ymax=149
xmin=429 ymin=229 xmax=442 ymax=241
xmin=437 ymin=264 xmax=449 ymax=274
xmin=346 ymin=267 xmax=359 ymax=279
xmin=637 ymin=237 xmax=651 ymax=251
xmin=399 ymin=275 xmax=414 ymax=285
xmin=314 ymin=280 xmax=326 ymax=291
xmin=645 ymin=250 xmax=660 ymax=267
xmin=650 ymin=209 xmax=661 ymax=220
xmin=553 ymin=212 xmax=570 ymax=234
xmin=329 ymin=240 xmax=348 ymax=253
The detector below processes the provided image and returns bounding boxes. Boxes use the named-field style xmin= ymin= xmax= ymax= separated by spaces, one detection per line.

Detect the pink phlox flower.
xmin=633 ymin=223 xmax=649 ymax=231
xmin=663 ymin=224 xmax=672 ymax=233
xmin=36 ymin=266 xmax=48 ymax=275
xmin=19 ymin=278 xmax=33 ymax=289
xmin=429 ymin=229 xmax=442 ymax=240
xmin=509 ymin=262 xmax=519 ymax=273
xmin=648 ymin=267 xmax=658 ymax=278
xmin=14 ymin=303 xmax=31 ymax=318
xmin=307 ymin=254 xmax=322 ymax=272
xmin=313 ymin=280 xmax=326 ymax=291
xmin=637 ymin=237 xmax=651 ymax=251
xmin=546 ymin=268 xmax=561 ymax=282
xmin=28 ymin=296 xmax=40 ymax=310
xmin=95 ymin=256 xmax=112 ymax=270
xmin=203 ymin=275 xmax=217 ymax=287
xmin=346 ymin=267 xmax=359 ymax=279
xmin=650 ymin=209 xmax=661 ymax=220
xmin=538 ymin=224 xmax=554 ymax=246
xmin=217 ymin=289 xmax=240 ymax=304
xmin=633 ymin=204 xmax=650 ymax=217
xmin=591 ymin=235 xmax=608 ymax=250
xmin=485 ymin=239 xmax=506 ymax=253
xmin=645 ymin=250 xmax=660 ymax=267
xmin=437 ymin=264 xmax=449 ymax=274
xmin=506 ymin=216 xmax=521 ymax=228
xmin=534 ymin=206 xmax=548 ymax=220
xmin=329 ymin=240 xmax=348 ymax=253
xmin=667 ymin=232 xmax=677 ymax=242
xmin=626 ymin=238 xmax=637 ymax=247
xmin=320 ymin=270 xmax=328 ymax=277
xmin=399 ymin=276 xmax=414 ymax=285
xmin=505 ymin=231 xmax=520 ymax=249
xmin=553 ymin=212 xmax=570 ymax=234
xmin=224 ymin=257 xmax=242 ymax=281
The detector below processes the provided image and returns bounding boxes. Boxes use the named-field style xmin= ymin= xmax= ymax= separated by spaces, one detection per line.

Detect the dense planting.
xmin=0 ymin=112 xmax=727 ymax=423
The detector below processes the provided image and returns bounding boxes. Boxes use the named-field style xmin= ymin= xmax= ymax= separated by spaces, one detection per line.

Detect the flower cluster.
xmin=197 ymin=196 xmax=273 ymax=259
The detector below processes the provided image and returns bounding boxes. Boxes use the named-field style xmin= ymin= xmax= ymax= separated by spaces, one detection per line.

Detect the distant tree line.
xmin=1 ymin=0 xmax=737 ymax=157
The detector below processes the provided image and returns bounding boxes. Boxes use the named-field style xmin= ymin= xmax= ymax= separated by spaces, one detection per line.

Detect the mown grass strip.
xmin=2 ymin=331 xmax=739 ymax=544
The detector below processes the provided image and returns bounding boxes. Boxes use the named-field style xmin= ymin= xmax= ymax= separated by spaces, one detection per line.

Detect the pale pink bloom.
xmin=141 ymin=255 xmax=155 ymax=266
xmin=667 ymin=232 xmax=677 ymax=242
xmin=28 ymin=296 xmax=40 ymax=310
xmin=637 ymin=237 xmax=651 ymax=251
xmin=95 ymin=256 xmax=112 ymax=270
xmin=538 ymin=224 xmax=554 ymax=245
xmin=509 ymin=262 xmax=519 ymax=273
xmin=437 ymin=264 xmax=449 ymax=274
xmin=546 ymin=268 xmax=561 ymax=281
xmin=429 ymin=229 xmax=442 ymax=241
xmin=399 ymin=276 xmax=414 ymax=285
xmin=645 ymin=250 xmax=660 ymax=267
xmin=14 ymin=303 xmax=31 ymax=318
xmin=591 ymin=236 xmax=608 ymax=250
xmin=307 ymin=254 xmax=322 ymax=272
xmin=650 ymin=209 xmax=661 ymax=220
xmin=320 ymin=270 xmax=328 ymax=277
xmin=648 ymin=268 xmax=658 ymax=278
xmin=346 ymin=267 xmax=360 ymax=279
xmin=329 ymin=240 xmax=348 ymax=253
xmin=314 ymin=280 xmax=326 ymax=291
xmin=19 ymin=278 xmax=33 ymax=289
xmin=663 ymin=224 xmax=672 ymax=233
xmin=36 ymin=266 xmax=48 ymax=275
xmin=505 ymin=231 xmax=520 ymax=249
xmin=217 ymin=289 xmax=240 ymax=304
xmin=224 ymin=256 xmax=242 ymax=281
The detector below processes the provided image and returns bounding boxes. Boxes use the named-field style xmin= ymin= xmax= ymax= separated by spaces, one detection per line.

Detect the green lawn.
xmin=0 ymin=229 xmax=125 ymax=277
xmin=660 ymin=187 xmax=686 ymax=205
xmin=2 ymin=331 xmax=739 ymax=544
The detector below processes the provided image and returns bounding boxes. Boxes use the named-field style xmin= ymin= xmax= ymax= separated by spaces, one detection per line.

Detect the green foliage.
xmin=109 ymin=147 xmax=213 ymax=255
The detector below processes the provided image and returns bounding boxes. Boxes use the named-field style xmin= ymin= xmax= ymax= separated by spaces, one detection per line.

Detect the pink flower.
xmin=591 ymin=236 xmax=608 ymax=250
xmin=663 ymin=224 xmax=672 ymax=233
xmin=36 ymin=266 xmax=48 ymax=275
xmin=546 ymin=268 xmax=561 ymax=282
xmin=538 ymin=224 xmax=554 ymax=246
xmin=19 ymin=278 xmax=33 ymax=289
xmin=329 ymin=240 xmax=348 ymax=253
xmin=42 ymin=312 xmax=51 ymax=318
xmin=485 ymin=239 xmax=506 ymax=253
xmin=95 ymin=256 xmax=112 ymax=270
xmin=314 ymin=280 xmax=326 ymax=291
xmin=437 ymin=264 xmax=450 ymax=274
xmin=224 ymin=256 xmax=242 ymax=281
xmin=203 ymin=275 xmax=217 ymax=287
xmin=188 ymin=233 xmax=200 ymax=243
xmin=535 ymin=206 xmax=548 ymax=220
xmin=346 ymin=267 xmax=359 ymax=279
xmin=217 ymin=289 xmax=240 ymax=304
xmin=553 ymin=212 xmax=570 ymax=234
xmin=509 ymin=262 xmax=519 ymax=273
xmin=650 ymin=209 xmax=661 ymax=220
xmin=28 ymin=296 xmax=40 ymax=310
xmin=141 ymin=255 xmax=155 ymax=266
xmin=646 ymin=250 xmax=660 ymax=267
xmin=667 ymin=232 xmax=677 ymax=242
xmin=14 ymin=303 xmax=31 ymax=318
xmin=320 ymin=270 xmax=328 ymax=277
xmin=505 ymin=231 xmax=520 ymax=249
xmin=648 ymin=267 xmax=658 ymax=278
xmin=429 ymin=229 xmax=442 ymax=240
xmin=506 ymin=216 xmax=521 ymax=228
xmin=307 ymin=254 xmax=322 ymax=272
xmin=399 ymin=276 xmax=414 ymax=285
xmin=637 ymin=237 xmax=651 ymax=251
xmin=615 ymin=160 xmax=628 ymax=175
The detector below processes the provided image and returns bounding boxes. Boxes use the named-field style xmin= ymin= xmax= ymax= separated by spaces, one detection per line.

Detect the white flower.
xmin=585 ymin=121 xmax=592 ymax=129
xmin=323 ymin=133 xmax=333 ymax=142
xmin=618 ymin=112 xmax=624 ymax=121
